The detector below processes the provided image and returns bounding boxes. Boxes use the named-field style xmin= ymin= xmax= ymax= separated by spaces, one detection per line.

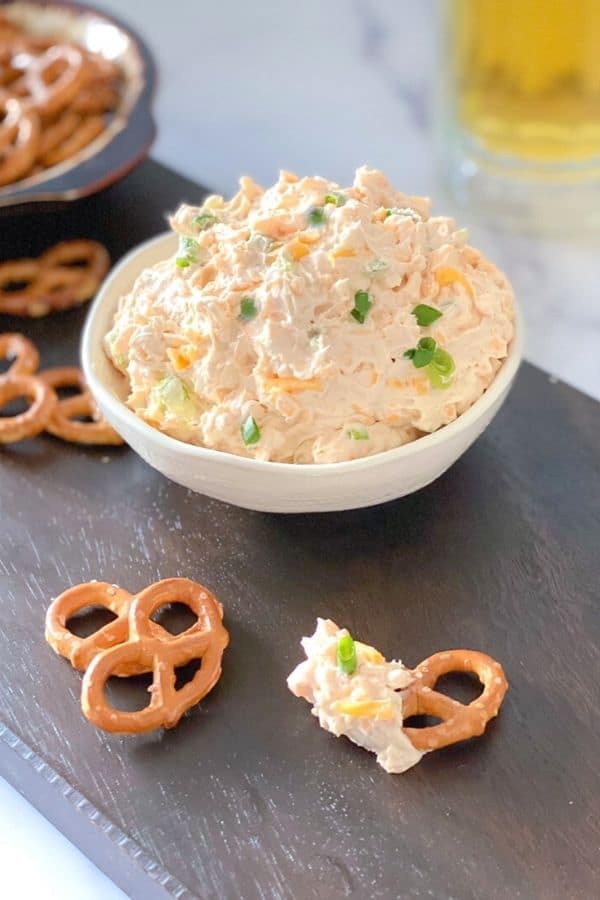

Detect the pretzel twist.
xmin=0 ymin=239 xmax=109 ymax=317
xmin=45 ymin=582 xmax=139 ymax=673
xmin=80 ymin=579 xmax=229 ymax=733
xmin=0 ymin=96 xmax=40 ymax=186
xmin=12 ymin=44 xmax=88 ymax=117
xmin=72 ymin=82 xmax=120 ymax=115
xmin=39 ymin=366 xmax=123 ymax=446
xmin=39 ymin=113 xmax=104 ymax=167
xmin=0 ymin=332 xmax=123 ymax=446
xmin=403 ymin=650 xmax=508 ymax=751
xmin=0 ymin=332 xmax=39 ymax=376
xmin=37 ymin=109 xmax=80 ymax=157
xmin=0 ymin=373 xmax=56 ymax=442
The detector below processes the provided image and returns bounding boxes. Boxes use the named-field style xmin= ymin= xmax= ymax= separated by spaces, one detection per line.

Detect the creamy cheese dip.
xmin=287 ymin=619 xmax=424 ymax=774
xmin=106 ymin=167 xmax=515 ymax=463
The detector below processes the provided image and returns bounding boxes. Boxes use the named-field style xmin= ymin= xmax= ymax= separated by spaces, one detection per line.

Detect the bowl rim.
xmin=82 ymin=231 xmax=524 ymax=477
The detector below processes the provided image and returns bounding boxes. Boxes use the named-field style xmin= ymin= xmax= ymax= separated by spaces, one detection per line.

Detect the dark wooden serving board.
xmin=1 ymin=161 xmax=599 ymax=900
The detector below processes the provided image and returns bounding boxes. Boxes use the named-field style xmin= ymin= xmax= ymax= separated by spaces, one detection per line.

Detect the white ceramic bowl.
xmin=82 ymin=232 xmax=524 ymax=513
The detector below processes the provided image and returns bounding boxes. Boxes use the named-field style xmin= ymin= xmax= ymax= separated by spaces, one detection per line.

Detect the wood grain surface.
xmin=1 ymin=161 xmax=599 ymax=900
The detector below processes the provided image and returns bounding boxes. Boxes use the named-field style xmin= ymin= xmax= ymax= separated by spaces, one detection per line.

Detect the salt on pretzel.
xmin=403 ymin=649 xmax=508 ymax=751
xmin=45 ymin=582 xmax=156 ymax=675
xmin=39 ymin=366 xmax=123 ymax=446
xmin=0 ymin=97 xmax=40 ymax=186
xmin=0 ymin=373 xmax=56 ymax=443
xmin=12 ymin=43 xmax=88 ymax=117
xmin=0 ymin=332 xmax=39 ymax=376
xmin=81 ymin=578 xmax=229 ymax=734
xmin=0 ymin=239 xmax=109 ymax=317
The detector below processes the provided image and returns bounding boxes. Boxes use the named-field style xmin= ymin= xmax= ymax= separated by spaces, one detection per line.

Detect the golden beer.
xmin=451 ymin=0 xmax=600 ymax=162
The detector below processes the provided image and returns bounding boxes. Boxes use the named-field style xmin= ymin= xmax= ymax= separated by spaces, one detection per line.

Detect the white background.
xmin=2 ymin=1 xmax=598 ymax=898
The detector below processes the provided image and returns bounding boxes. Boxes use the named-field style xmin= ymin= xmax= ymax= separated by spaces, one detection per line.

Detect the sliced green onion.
xmin=241 ymin=415 xmax=261 ymax=445
xmin=412 ymin=336 xmax=437 ymax=368
xmin=351 ymin=289 xmax=372 ymax=324
xmin=192 ymin=212 xmax=218 ymax=230
xmin=337 ymin=634 xmax=357 ymax=675
xmin=176 ymin=236 xmax=199 ymax=268
xmin=307 ymin=206 xmax=327 ymax=227
xmin=324 ymin=192 xmax=346 ymax=207
xmin=427 ymin=348 xmax=456 ymax=389
xmin=239 ymin=296 xmax=258 ymax=321
xmin=404 ymin=339 xmax=456 ymax=388
xmin=153 ymin=375 xmax=195 ymax=418
xmin=348 ymin=428 xmax=369 ymax=440
xmin=412 ymin=304 xmax=442 ymax=327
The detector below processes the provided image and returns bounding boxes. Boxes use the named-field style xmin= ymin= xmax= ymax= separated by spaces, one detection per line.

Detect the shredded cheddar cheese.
xmin=167 ymin=345 xmax=199 ymax=371
xmin=434 ymin=266 xmax=474 ymax=299
xmin=332 ymin=698 xmax=394 ymax=719
xmin=328 ymin=246 xmax=356 ymax=264
xmin=192 ymin=263 xmax=216 ymax=289
xmin=410 ymin=376 xmax=430 ymax=396
xmin=297 ymin=230 xmax=322 ymax=244
xmin=288 ymin=240 xmax=310 ymax=261
xmin=262 ymin=375 xmax=322 ymax=394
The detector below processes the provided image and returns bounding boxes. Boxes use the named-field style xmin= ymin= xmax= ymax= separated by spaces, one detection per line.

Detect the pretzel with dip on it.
xmin=287 ymin=619 xmax=508 ymax=773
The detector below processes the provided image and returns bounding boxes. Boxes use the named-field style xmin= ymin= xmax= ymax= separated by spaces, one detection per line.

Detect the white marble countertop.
xmin=3 ymin=2 xmax=598 ymax=898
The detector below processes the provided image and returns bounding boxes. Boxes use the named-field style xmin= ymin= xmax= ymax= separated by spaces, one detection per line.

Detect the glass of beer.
xmin=438 ymin=0 xmax=600 ymax=230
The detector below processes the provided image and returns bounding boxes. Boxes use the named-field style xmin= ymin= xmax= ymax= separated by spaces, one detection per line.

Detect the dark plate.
xmin=0 ymin=0 xmax=156 ymax=211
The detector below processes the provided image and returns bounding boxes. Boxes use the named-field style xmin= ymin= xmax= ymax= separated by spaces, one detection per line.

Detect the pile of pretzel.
xmin=0 ymin=332 xmax=122 ymax=445
xmin=45 ymin=578 xmax=230 ymax=734
xmin=0 ymin=13 xmax=121 ymax=187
